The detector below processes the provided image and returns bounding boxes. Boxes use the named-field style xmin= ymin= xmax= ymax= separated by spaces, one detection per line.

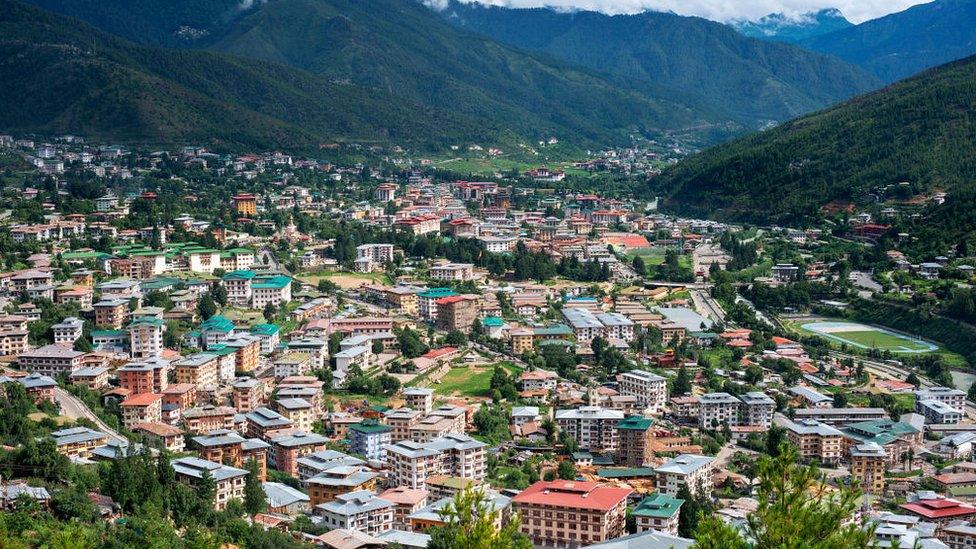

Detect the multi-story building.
xmin=244 ymin=407 xmax=293 ymax=440
xmin=296 ymin=450 xmax=365 ymax=483
xmin=0 ymin=315 xmax=29 ymax=356
xmin=94 ymin=298 xmax=129 ymax=329
xmin=385 ymin=440 xmax=443 ymax=489
xmin=632 ymin=492 xmax=684 ymax=535
xmin=943 ymin=524 xmax=976 ymax=548
xmin=18 ymin=344 xmax=85 ymax=376
xmin=595 ymin=312 xmax=635 ymax=342
xmin=555 ymin=406 xmax=624 ymax=454
xmin=69 ymin=366 xmax=110 ymax=390
xmin=519 ymin=370 xmax=559 ymax=391
xmin=231 ymin=377 xmax=265 ymax=412
xmin=173 ymin=353 xmax=220 ymax=388
xmin=384 ymin=408 xmax=423 ymax=442
xmin=434 ymin=295 xmax=481 ymax=332
xmin=655 ymin=454 xmax=714 ymax=497
xmin=274 ymin=398 xmax=315 ymax=433
xmin=424 ymin=434 xmax=487 ymax=481
xmin=850 ymin=441 xmax=887 ymax=495
xmin=617 ymin=370 xmax=667 ymax=413
xmin=378 ymin=487 xmax=429 ymax=530
xmin=274 ymin=352 xmax=314 ymax=378
xmin=51 ymin=427 xmax=110 ymax=459
xmin=52 ymin=317 xmax=84 ymax=346
xmin=429 ymin=263 xmax=475 ymax=282
xmin=403 ymin=388 xmax=435 ymax=414
xmin=698 ymin=392 xmax=741 ymax=430
xmin=120 ymin=393 xmax=163 ymax=428
xmin=348 ymin=420 xmax=393 ymax=461
xmin=512 ymin=480 xmax=632 ymax=548
xmin=915 ymin=386 xmax=967 ymax=410
xmin=306 ymin=465 xmax=380 ymax=507
xmin=232 ymin=193 xmax=257 ymax=216
xmin=784 ymin=419 xmax=845 ymax=465
xmin=313 ymin=490 xmax=394 ymax=536
xmin=917 ymin=399 xmax=964 ymax=425
xmin=793 ymin=408 xmax=887 ymax=426
xmin=171 ymin=457 xmax=248 ymax=511
xmin=133 ymin=422 xmax=186 ymax=453
xmin=270 ymin=432 xmax=329 ymax=476
xmin=251 ymin=275 xmax=292 ymax=308
xmin=739 ymin=392 xmax=776 ymax=428
xmin=191 ymin=429 xmax=270 ymax=481
xmin=562 ymin=308 xmax=605 ymax=343
xmin=617 ymin=415 xmax=654 ymax=468
xmin=417 ymin=288 xmax=457 ymax=320
xmin=127 ymin=318 xmax=165 ymax=359
xmin=118 ymin=359 xmax=170 ymax=394
xmin=182 ymin=405 xmax=237 ymax=434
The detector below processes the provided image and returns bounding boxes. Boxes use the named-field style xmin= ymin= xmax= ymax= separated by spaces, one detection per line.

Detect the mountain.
xmin=21 ymin=0 xmax=728 ymax=147
xmin=802 ymin=0 xmax=976 ymax=82
xmin=434 ymin=1 xmax=880 ymax=128
xmin=0 ymin=0 xmax=512 ymax=150
xmin=653 ymin=55 xmax=976 ymax=227
xmin=730 ymin=9 xmax=853 ymax=43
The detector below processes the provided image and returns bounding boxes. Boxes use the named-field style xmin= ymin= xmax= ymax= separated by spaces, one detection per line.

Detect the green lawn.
xmin=434 ymin=362 xmax=523 ymax=397
xmin=300 ymin=271 xmax=391 ymax=289
xmin=837 ymin=330 xmax=934 ymax=352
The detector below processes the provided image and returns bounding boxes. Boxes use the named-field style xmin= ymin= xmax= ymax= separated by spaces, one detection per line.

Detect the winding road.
xmin=54 ymin=387 xmax=127 ymax=444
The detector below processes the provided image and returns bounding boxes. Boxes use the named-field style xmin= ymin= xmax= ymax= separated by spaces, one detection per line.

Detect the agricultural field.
xmin=799 ymin=320 xmax=938 ymax=353
xmin=300 ymin=271 xmax=391 ymax=289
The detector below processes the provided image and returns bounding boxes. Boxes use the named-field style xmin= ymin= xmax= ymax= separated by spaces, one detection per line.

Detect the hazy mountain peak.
xmin=731 ymin=7 xmax=852 ymax=43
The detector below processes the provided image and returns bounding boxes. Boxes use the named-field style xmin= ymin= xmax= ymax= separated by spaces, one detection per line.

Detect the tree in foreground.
xmin=428 ymin=487 xmax=532 ymax=549
xmin=694 ymin=445 xmax=874 ymax=548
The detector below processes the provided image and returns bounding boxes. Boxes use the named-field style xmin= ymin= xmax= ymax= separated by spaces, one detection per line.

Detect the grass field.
xmin=800 ymin=321 xmax=938 ymax=353
xmin=300 ymin=271 xmax=391 ymax=289
xmin=434 ymin=362 xmax=522 ymax=398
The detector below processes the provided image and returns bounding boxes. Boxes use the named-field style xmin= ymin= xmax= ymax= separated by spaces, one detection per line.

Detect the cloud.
xmin=430 ymin=0 xmax=932 ymax=23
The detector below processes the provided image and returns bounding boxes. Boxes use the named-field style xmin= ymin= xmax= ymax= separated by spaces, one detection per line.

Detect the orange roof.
xmin=513 ymin=480 xmax=632 ymax=511
xmin=133 ymin=422 xmax=183 ymax=437
xmin=378 ymin=487 xmax=429 ymax=505
xmin=121 ymin=393 xmax=162 ymax=407
xmin=422 ymin=347 xmax=458 ymax=359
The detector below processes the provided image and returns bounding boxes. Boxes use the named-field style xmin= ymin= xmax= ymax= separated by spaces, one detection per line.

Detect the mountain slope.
xmin=802 ymin=0 xmax=976 ymax=82
xmin=436 ymin=2 xmax=880 ymax=127
xmin=23 ymin=0 xmax=727 ymax=146
xmin=0 ymin=0 xmax=506 ymax=150
xmin=730 ymin=9 xmax=853 ymax=43
xmin=654 ymin=55 xmax=976 ymax=226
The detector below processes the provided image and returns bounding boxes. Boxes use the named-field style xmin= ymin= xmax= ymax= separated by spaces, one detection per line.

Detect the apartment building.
xmin=403 ymin=388 xmax=435 ymax=414
xmin=385 ymin=440 xmax=444 ymax=489
xmin=555 ymin=407 xmax=625 ymax=454
xmin=916 ymin=386 xmax=967 ymax=411
xmin=173 ymin=353 xmax=220 ymax=388
xmin=51 ymin=427 xmax=110 ymax=459
xmin=17 ymin=344 xmax=85 ymax=376
xmin=120 ymin=393 xmax=163 ymax=428
xmin=0 ymin=315 xmax=29 ymax=356
xmin=274 ymin=398 xmax=316 ymax=433
xmin=127 ymin=318 xmax=165 ymax=359
xmin=171 ymin=457 xmax=248 ymax=511
xmin=191 ymin=429 xmax=270 ymax=481
xmin=306 ymin=465 xmax=380 ymax=507
xmin=424 ymin=434 xmax=487 ymax=481
xmin=231 ymin=377 xmax=265 ymax=412
xmin=182 ymin=405 xmax=237 ymax=434
xmin=850 ymin=441 xmax=887 ymax=495
xmin=698 ymin=392 xmax=741 ymax=430
xmin=793 ymin=408 xmax=887 ymax=426
xmin=617 ymin=415 xmax=654 ymax=468
xmin=784 ymin=418 xmax=845 ymax=465
xmin=69 ymin=366 xmax=110 ymax=390
xmin=251 ymin=275 xmax=292 ymax=308
xmin=918 ymin=399 xmax=964 ymax=425
xmin=595 ymin=312 xmax=635 ymax=342
xmin=428 ymin=263 xmax=475 ymax=282
xmin=296 ymin=450 xmax=366 ymax=483
xmin=52 ymin=317 xmax=84 ymax=346
xmin=348 ymin=420 xmax=393 ymax=461
xmin=655 ymin=454 xmax=714 ymax=497
xmin=632 ymin=492 xmax=683 ymax=535
xmin=739 ymin=392 xmax=776 ymax=428
xmin=434 ymin=295 xmax=481 ymax=332
xmin=118 ymin=359 xmax=170 ymax=394
xmin=417 ymin=288 xmax=457 ymax=320
xmin=270 ymin=432 xmax=329 ymax=476
xmin=562 ymin=308 xmax=605 ymax=343
xmin=378 ymin=487 xmax=429 ymax=530
xmin=314 ymin=490 xmax=394 ymax=536
xmin=94 ymin=298 xmax=129 ymax=329
xmin=617 ymin=370 xmax=667 ymax=413
xmin=244 ymin=407 xmax=293 ymax=440
xmin=512 ymin=480 xmax=632 ymax=548
xmin=384 ymin=408 xmax=424 ymax=442
xmin=132 ymin=422 xmax=186 ymax=453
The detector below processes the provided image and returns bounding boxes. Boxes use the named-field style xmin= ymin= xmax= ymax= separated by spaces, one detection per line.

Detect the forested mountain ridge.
xmin=730 ymin=9 xmax=853 ymax=43
xmin=435 ymin=1 xmax=881 ymax=128
xmin=801 ymin=0 xmax=976 ymax=82
xmin=20 ymin=0 xmax=732 ymax=147
xmin=653 ymin=55 xmax=976 ymax=228
xmin=0 ymin=0 xmax=515 ymax=150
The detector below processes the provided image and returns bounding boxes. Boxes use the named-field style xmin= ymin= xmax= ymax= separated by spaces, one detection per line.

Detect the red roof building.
xmin=512 ymin=480 xmax=632 ymax=547
xmin=901 ymin=497 xmax=976 ymax=522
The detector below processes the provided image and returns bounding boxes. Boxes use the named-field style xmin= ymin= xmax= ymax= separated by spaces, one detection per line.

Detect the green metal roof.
xmin=349 ymin=420 xmax=392 ymax=435
xmin=632 ymin=493 xmax=684 ymax=519
xmin=252 ymin=275 xmax=291 ymax=289
xmin=223 ymin=270 xmax=256 ymax=280
xmin=482 ymin=316 xmax=504 ymax=327
xmin=91 ymin=330 xmax=125 ymax=338
xmin=418 ymin=288 xmax=457 ymax=298
xmin=533 ymin=324 xmax=573 ymax=337
xmin=618 ymin=415 xmax=654 ymax=431
xmin=596 ymin=467 xmax=656 ymax=479
xmin=200 ymin=315 xmax=234 ymax=333
xmin=251 ymin=323 xmax=280 ymax=336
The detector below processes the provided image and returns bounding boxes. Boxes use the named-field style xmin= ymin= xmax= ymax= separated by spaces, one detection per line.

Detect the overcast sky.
xmin=431 ymin=0 xmax=931 ymax=23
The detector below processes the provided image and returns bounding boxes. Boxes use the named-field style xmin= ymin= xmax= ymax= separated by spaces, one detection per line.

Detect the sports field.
xmin=799 ymin=321 xmax=938 ymax=353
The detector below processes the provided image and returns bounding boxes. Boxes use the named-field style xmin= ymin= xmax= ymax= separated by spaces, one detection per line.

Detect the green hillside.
xmin=654 ymin=55 xmax=976 ymax=226
xmin=438 ymin=1 xmax=880 ymax=128
xmin=0 ymin=0 xmax=507 ymax=150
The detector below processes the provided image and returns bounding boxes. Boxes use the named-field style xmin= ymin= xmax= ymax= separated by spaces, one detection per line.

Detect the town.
xmin=2 ymin=134 xmax=976 ymax=549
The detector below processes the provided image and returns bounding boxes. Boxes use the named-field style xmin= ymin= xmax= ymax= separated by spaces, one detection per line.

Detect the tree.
xmin=428 ymin=487 xmax=532 ymax=549
xmin=211 ymin=284 xmax=228 ymax=307
xmin=197 ymin=295 xmax=217 ymax=320
xmin=765 ymin=425 xmax=786 ymax=458
xmin=671 ymin=365 xmax=692 ymax=396
xmin=243 ymin=459 xmax=266 ymax=516
xmin=694 ymin=445 xmax=875 ymax=548
xmin=372 ymin=340 xmax=384 ymax=354
xmin=906 ymin=372 xmax=921 ymax=387
xmin=444 ymin=330 xmax=467 ymax=347
xmin=557 ymin=460 xmax=576 ymax=480
xmin=263 ymin=302 xmax=277 ymax=323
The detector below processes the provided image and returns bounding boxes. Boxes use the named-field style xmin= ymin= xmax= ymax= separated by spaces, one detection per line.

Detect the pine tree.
xmin=428 ymin=487 xmax=532 ymax=549
xmin=672 ymin=365 xmax=692 ymax=396
xmin=243 ymin=459 xmax=266 ymax=516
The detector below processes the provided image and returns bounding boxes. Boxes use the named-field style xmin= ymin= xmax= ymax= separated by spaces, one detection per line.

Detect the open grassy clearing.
xmin=433 ymin=361 xmax=523 ymax=397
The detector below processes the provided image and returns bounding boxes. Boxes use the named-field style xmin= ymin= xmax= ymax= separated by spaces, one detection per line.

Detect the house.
xmin=654 ymin=454 xmax=714 ymax=497
xmin=171 ymin=457 xmax=248 ymax=511
xmin=632 ymin=492 xmax=684 ymax=535
xmin=313 ymin=490 xmax=395 ymax=536
xmin=262 ymin=482 xmax=310 ymax=516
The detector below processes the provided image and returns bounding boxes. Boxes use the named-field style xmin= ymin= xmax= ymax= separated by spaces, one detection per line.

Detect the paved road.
xmin=691 ymin=289 xmax=725 ymax=325
xmin=54 ymin=387 xmax=126 ymax=444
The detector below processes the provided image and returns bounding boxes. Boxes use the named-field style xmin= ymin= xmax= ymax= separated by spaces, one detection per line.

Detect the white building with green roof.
xmin=632 ymin=492 xmax=684 ymax=535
